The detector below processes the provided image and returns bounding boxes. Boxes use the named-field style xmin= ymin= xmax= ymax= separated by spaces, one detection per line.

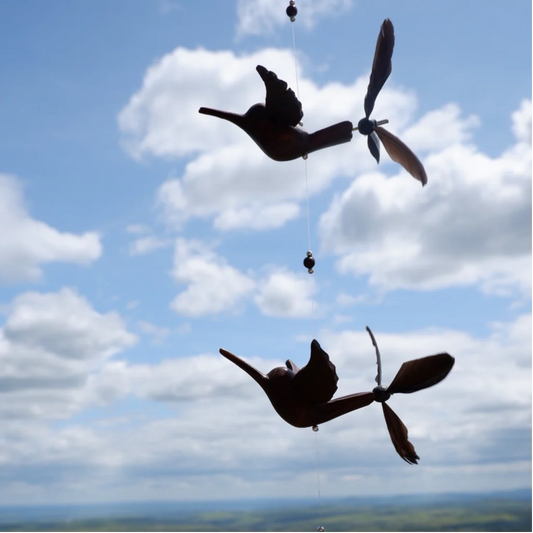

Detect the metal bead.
xmin=302 ymin=153 xmax=308 ymax=160
xmin=303 ymin=254 xmax=315 ymax=273
xmin=312 ymin=425 xmax=319 ymax=432
xmin=286 ymin=2 xmax=298 ymax=21
xmin=317 ymin=527 xmax=325 ymax=532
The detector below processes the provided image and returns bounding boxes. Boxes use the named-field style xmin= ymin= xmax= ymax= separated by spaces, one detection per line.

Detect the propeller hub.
xmin=357 ymin=117 xmax=377 ymax=136
xmin=372 ymin=385 xmax=391 ymax=403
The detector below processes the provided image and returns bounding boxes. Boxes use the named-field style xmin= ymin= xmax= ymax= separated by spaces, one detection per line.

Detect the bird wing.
xmin=364 ymin=19 xmax=395 ymax=118
xmin=382 ymin=402 xmax=419 ymax=464
xmin=387 ymin=353 xmax=455 ymax=394
xmin=374 ymin=126 xmax=428 ymax=185
xmin=256 ymin=65 xmax=303 ymax=127
xmin=292 ymin=340 xmax=339 ymax=404
xmin=286 ymin=359 xmax=300 ymax=373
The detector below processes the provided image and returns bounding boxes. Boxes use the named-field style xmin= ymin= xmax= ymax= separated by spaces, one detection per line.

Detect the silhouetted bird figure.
xmin=220 ymin=328 xmax=454 ymax=463
xmin=199 ymin=65 xmax=353 ymax=161
xmin=354 ymin=19 xmax=428 ymax=185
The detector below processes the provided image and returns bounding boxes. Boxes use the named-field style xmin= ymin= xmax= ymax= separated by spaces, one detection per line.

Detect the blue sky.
xmin=0 ymin=0 xmax=530 ymax=505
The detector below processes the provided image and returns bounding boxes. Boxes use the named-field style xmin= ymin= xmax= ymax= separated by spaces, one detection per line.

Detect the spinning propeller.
xmin=354 ymin=19 xmax=428 ymax=186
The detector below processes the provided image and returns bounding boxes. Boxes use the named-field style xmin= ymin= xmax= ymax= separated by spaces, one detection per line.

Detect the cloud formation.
xmin=0 ymin=288 xmax=137 ymax=419
xmin=168 ymin=238 xmax=318 ymax=318
xmin=320 ymin=100 xmax=532 ymax=297
xmin=235 ymin=0 xmax=354 ymax=38
xmin=0 ymin=174 xmax=102 ymax=283
xmin=170 ymin=238 xmax=256 ymax=316
xmin=0 ymin=314 xmax=528 ymax=503
xmin=254 ymin=268 xmax=315 ymax=317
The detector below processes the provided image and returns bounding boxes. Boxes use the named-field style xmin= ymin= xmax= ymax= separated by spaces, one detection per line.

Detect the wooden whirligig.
xmin=199 ymin=19 xmax=428 ymax=184
xmin=220 ymin=328 xmax=454 ymax=463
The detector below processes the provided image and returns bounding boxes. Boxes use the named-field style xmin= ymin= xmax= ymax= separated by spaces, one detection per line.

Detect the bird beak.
xmin=219 ymin=348 xmax=269 ymax=389
xmin=199 ymin=107 xmax=244 ymax=126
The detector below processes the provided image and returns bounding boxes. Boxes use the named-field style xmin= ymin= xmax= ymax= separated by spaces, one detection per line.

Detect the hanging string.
xmin=288 ymin=4 xmax=314 ymax=276
xmin=304 ymin=162 xmax=312 ymax=261
xmin=289 ymin=11 xmax=311 ymax=254
xmin=291 ymin=23 xmax=302 ymax=102
xmin=313 ymin=427 xmax=324 ymax=531
xmin=288 ymin=4 xmax=323 ymax=531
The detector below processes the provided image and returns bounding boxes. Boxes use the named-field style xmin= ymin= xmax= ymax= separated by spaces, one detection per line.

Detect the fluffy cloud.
xmin=170 ymin=238 xmax=256 ymax=316
xmin=320 ymin=100 xmax=532 ymax=296
xmin=0 ymin=288 xmax=137 ymax=418
xmin=128 ymin=236 xmax=171 ymax=256
xmin=254 ymin=268 xmax=316 ymax=317
xmin=137 ymin=320 xmax=170 ymax=345
xmin=213 ymin=202 xmax=300 ymax=231
xmin=235 ymin=0 xmax=354 ymax=38
xmin=0 ymin=174 xmax=102 ymax=283
xmin=119 ymin=47 xmax=415 ymax=230
xmin=169 ymin=238 xmax=318 ymax=318
xmin=0 ymin=315 xmax=528 ymax=503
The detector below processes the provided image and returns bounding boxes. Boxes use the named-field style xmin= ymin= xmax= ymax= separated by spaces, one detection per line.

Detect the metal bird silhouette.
xmin=354 ymin=18 xmax=428 ymax=185
xmin=220 ymin=328 xmax=454 ymax=463
xmin=199 ymin=65 xmax=353 ymax=161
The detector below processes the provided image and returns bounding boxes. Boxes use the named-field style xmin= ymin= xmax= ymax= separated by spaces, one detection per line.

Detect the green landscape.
xmin=0 ymin=492 xmax=530 ymax=532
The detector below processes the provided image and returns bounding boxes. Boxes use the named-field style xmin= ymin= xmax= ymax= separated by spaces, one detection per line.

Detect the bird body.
xmin=199 ymin=65 xmax=353 ymax=161
xmin=198 ymin=106 xmax=353 ymax=162
xmin=220 ymin=340 xmax=373 ymax=428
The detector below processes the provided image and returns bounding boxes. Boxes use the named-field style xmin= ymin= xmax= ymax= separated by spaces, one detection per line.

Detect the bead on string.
xmin=303 ymin=250 xmax=315 ymax=274
xmin=286 ymin=0 xmax=298 ymax=22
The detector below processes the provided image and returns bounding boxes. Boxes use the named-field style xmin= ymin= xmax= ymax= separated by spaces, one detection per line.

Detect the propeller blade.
xmin=382 ymin=402 xmax=419 ymax=464
xmin=368 ymin=131 xmax=381 ymax=163
xmin=374 ymin=127 xmax=428 ymax=185
xmin=387 ymin=353 xmax=455 ymax=395
xmin=364 ymin=19 xmax=395 ymax=118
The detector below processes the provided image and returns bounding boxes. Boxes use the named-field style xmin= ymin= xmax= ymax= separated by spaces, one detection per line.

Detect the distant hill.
xmin=0 ymin=488 xmax=530 ymax=532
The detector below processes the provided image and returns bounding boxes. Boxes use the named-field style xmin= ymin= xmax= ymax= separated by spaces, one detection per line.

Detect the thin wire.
xmin=304 ymin=159 xmax=312 ymax=253
xmin=291 ymin=23 xmax=301 ymax=100
xmin=292 ymin=15 xmax=322 ymax=530
xmin=314 ymin=430 xmax=323 ymax=528
xmin=291 ymin=18 xmax=313 ymax=269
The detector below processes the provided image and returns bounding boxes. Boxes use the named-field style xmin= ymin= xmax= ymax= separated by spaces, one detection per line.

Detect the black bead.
xmin=357 ymin=117 xmax=377 ymax=136
xmin=286 ymin=5 xmax=298 ymax=19
xmin=303 ymin=256 xmax=315 ymax=270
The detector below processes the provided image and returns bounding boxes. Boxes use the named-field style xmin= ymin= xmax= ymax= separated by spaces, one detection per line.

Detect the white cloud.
xmin=128 ymin=236 xmax=171 ymax=256
xmin=167 ymin=237 xmax=321 ymax=319
xmin=119 ymin=47 xmax=415 ymax=231
xmin=137 ymin=320 xmax=170 ymax=344
xmin=401 ymin=103 xmax=480 ymax=152
xmin=255 ymin=268 xmax=315 ymax=317
xmin=0 ymin=174 xmax=102 ymax=283
xmin=336 ymin=292 xmax=366 ymax=306
xmin=170 ymin=238 xmax=256 ymax=317
xmin=512 ymin=99 xmax=532 ymax=143
xmin=0 ymin=288 xmax=137 ymax=419
xmin=320 ymin=101 xmax=532 ymax=296
xmin=0 ymin=315 xmax=528 ymax=503
xmin=125 ymin=223 xmax=150 ymax=234
xmin=214 ymin=202 xmax=300 ymax=231
xmin=235 ymin=0 xmax=354 ymax=38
